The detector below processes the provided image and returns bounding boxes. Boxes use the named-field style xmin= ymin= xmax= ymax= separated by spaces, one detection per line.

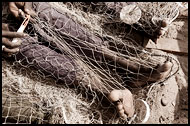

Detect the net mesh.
xmin=69 ymin=2 xmax=181 ymax=37
xmin=134 ymin=2 xmax=180 ymax=36
xmin=2 ymin=2 xmax=181 ymax=124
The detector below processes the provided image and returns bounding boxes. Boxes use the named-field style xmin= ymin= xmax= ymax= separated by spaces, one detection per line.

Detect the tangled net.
xmin=2 ymin=2 xmax=181 ymax=124
xmin=70 ymin=2 xmax=181 ymax=38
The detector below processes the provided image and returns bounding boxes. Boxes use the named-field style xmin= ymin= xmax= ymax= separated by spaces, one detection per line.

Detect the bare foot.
xmin=152 ymin=61 xmax=173 ymax=80
xmin=151 ymin=19 xmax=170 ymax=43
xmin=130 ymin=61 xmax=173 ymax=87
xmin=108 ymin=89 xmax=135 ymax=119
xmin=145 ymin=61 xmax=173 ymax=82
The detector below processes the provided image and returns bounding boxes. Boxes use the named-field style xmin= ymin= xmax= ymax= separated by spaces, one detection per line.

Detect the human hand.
xmin=2 ymin=23 xmax=27 ymax=55
xmin=9 ymin=2 xmax=36 ymax=22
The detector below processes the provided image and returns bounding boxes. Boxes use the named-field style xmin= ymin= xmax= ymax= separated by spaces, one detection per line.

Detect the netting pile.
xmin=2 ymin=2 xmax=180 ymax=124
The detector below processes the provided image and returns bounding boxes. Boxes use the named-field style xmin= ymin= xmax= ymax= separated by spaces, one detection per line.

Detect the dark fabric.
xmin=16 ymin=36 xmax=77 ymax=85
xmin=32 ymin=2 xmax=104 ymax=61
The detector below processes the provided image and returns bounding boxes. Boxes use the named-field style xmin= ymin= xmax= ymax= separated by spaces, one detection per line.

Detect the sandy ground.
xmin=145 ymin=15 xmax=188 ymax=124
xmin=127 ymin=7 xmax=188 ymax=124
xmin=165 ymin=18 xmax=188 ymax=124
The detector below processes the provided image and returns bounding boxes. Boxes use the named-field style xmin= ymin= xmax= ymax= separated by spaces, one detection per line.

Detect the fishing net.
xmin=2 ymin=2 xmax=181 ymax=124
xmin=134 ymin=2 xmax=181 ymax=36
xmin=69 ymin=2 xmax=182 ymax=39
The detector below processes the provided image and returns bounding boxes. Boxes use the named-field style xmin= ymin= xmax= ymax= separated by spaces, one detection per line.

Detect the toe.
xmin=157 ymin=61 xmax=172 ymax=73
xmin=117 ymin=103 xmax=123 ymax=111
xmin=151 ymin=37 xmax=158 ymax=43
xmin=161 ymin=19 xmax=169 ymax=28
xmin=123 ymin=103 xmax=134 ymax=117
xmin=159 ymin=29 xmax=166 ymax=36
xmin=119 ymin=110 xmax=127 ymax=119
xmin=119 ymin=109 xmax=125 ymax=116
xmin=108 ymin=90 xmax=122 ymax=102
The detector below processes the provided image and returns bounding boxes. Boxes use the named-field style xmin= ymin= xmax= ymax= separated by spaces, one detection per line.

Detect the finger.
xmin=2 ymin=23 xmax=9 ymax=31
xmin=15 ymin=2 xmax=25 ymax=8
xmin=117 ymin=103 xmax=123 ymax=111
xmin=24 ymin=2 xmax=37 ymax=17
xmin=18 ymin=9 xmax=26 ymax=19
xmin=19 ymin=8 xmax=36 ymax=24
xmin=8 ymin=53 xmax=14 ymax=57
xmin=29 ymin=17 xmax=37 ymax=24
xmin=9 ymin=2 xmax=20 ymax=18
xmin=2 ymin=30 xmax=28 ymax=38
xmin=2 ymin=37 xmax=22 ymax=48
xmin=3 ymin=47 xmax=19 ymax=54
